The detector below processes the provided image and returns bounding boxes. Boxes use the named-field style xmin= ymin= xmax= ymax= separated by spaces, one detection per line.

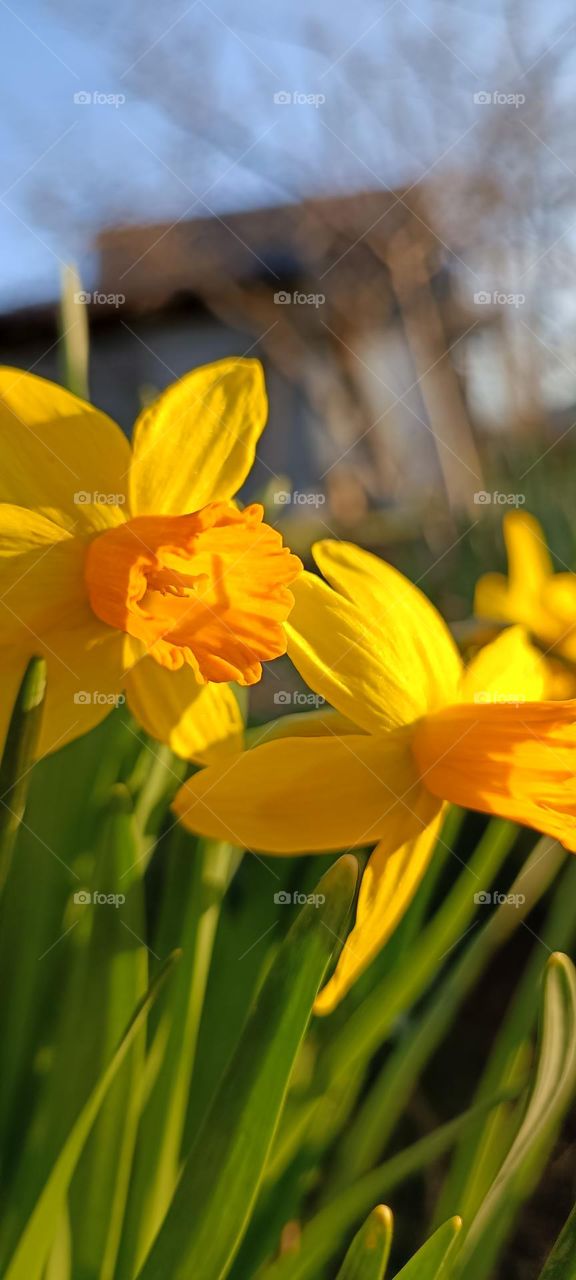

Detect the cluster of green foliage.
xmin=1 ymin=658 xmax=576 ymax=1280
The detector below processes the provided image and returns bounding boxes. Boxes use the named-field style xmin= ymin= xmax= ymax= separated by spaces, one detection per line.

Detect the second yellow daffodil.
xmin=475 ymin=511 xmax=576 ymax=672
xmin=174 ymin=540 xmax=576 ymax=1013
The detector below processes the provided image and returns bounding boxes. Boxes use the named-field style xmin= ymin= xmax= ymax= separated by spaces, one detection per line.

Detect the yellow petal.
xmin=43 ymin=622 xmax=136 ymax=755
xmin=129 ymin=358 xmax=267 ymax=517
xmin=539 ymin=578 xmax=576 ymax=665
xmin=503 ymin=511 xmax=553 ymax=592
xmin=287 ymin=556 xmax=460 ymax=735
xmin=314 ymin=805 xmax=445 ymax=1014
xmin=125 ymin=659 xmax=243 ymax=763
xmin=473 ymin=571 xmax=514 ymax=623
xmin=0 ymin=505 xmax=88 ymax=643
xmin=172 ymin=728 xmax=437 ymax=854
xmin=313 ymin=541 xmax=462 ymax=715
xmin=412 ymin=700 xmax=576 ymax=852
xmin=0 ymin=367 xmax=130 ymax=530
xmin=474 ymin=512 xmax=557 ymax=642
xmin=0 ymin=501 xmax=141 ymax=759
xmin=0 ymin=613 xmax=136 ymax=759
xmin=460 ymin=625 xmax=548 ymax=705
xmin=287 ymin=574 xmax=416 ymax=734
xmin=541 ymin=573 xmax=576 ymax=620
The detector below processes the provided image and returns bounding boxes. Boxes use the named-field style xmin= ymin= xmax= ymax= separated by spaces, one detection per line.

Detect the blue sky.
xmin=0 ymin=0 xmax=573 ymax=309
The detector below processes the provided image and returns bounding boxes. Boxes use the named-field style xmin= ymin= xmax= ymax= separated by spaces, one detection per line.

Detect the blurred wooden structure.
xmin=1 ymin=186 xmax=561 ymax=531
xmin=97 ymin=188 xmax=485 ymax=514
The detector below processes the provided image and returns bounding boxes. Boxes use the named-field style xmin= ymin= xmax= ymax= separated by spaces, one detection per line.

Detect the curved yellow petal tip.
xmin=451 ymin=1215 xmax=463 ymax=1232
xmin=313 ymin=988 xmax=338 ymax=1017
xmin=503 ymin=508 xmax=545 ymax=536
xmin=311 ymin=536 xmax=335 ymax=560
xmin=129 ymin=356 xmax=268 ymax=517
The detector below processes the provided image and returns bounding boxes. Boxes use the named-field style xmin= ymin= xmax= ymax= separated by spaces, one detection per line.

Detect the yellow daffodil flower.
xmin=173 ymin=540 xmax=576 ymax=1013
xmin=475 ymin=511 xmax=576 ymax=671
xmin=0 ymin=359 xmax=301 ymax=760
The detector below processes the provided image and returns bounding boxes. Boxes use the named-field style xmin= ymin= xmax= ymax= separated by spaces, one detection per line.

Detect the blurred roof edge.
xmin=0 ymin=181 xmax=489 ymax=337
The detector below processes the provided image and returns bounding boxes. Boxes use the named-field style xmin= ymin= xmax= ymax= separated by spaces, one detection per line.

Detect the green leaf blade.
xmin=538 ymin=1200 xmax=576 ymax=1279
xmin=454 ymin=952 xmax=576 ymax=1279
xmin=136 ymin=854 xmax=358 ymax=1280
xmin=4 ymin=952 xmax=179 ymax=1280
xmin=392 ymin=1217 xmax=462 ymax=1279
